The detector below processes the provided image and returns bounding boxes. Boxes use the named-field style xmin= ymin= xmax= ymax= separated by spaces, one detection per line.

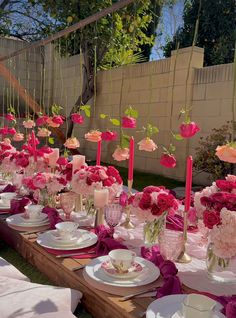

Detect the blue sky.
xmin=150 ymin=0 xmax=184 ymax=60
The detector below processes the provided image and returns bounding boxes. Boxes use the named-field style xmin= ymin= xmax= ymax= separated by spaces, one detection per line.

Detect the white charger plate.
xmin=6 ymin=214 xmax=50 ymax=227
xmin=146 ymin=295 xmax=225 ymax=318
xmin=37 ymin=229 xmax=97 ymax=250
xmin=19 ymin=213 xmax=48 ymax=224
xmin=85 ymin=256 xmax=160 ymax=287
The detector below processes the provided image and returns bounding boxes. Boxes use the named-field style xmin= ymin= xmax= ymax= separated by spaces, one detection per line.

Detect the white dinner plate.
xmin=19 ymin=213 xmax=48 ymax=224
xmin=146 ymin=295 xmax=225 ymax=318
xmin=0 ymin=200 xmax=10 ymax=209
xmin=85 ymin=256 xmax=160 ymax=287
xmin=6 ymin=214 xmax=50 ymax=227
xmin=37 ymin=229 xmax=98 ymax=250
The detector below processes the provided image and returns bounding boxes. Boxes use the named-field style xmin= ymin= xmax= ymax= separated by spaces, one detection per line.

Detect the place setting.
xmin=0 ymin=192 xmax=16 ymax=214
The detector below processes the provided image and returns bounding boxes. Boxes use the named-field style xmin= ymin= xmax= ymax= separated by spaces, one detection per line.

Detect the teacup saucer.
xmin=101 ymin=260 xmax=143 ymax=279
xmin=20 ymin=213 xmax=47 ymax=223
xmin=50 ymin=232 xmax=79 ymax=245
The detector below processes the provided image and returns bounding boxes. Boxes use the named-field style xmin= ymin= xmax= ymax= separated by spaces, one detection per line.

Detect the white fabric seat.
xmin=0 ymin=257 xmax=30 ymax=281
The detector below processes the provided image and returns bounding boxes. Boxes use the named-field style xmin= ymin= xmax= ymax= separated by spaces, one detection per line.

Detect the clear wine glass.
xmin=60 ymin=192 xmax=76 ymax=220
xmin=104 ymin=204 xmax=123 ymax=230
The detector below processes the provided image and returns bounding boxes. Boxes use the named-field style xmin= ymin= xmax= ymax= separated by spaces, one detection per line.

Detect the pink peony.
xmin=179 ymin=122 xmax=200 ymax=138
xmin=37 ymin=128 xmax=51 ymax=137
xmin=13 ymin=132 xmax=24 ymax=142
xmin=160 ymin=154 xmax=176 ymax=168
xmin=64 ymin=137 xmax=80 ymax=149
xmin=5 ymin=113 xmax=15 ymax=121
xmin=7 ymin=127 xmax=16 ymax=135
xmin=138 ymin=138 xmax=157 ymax=152
xmin=57 ymin=157 xmax=68 ymax=166
xmin=122 ymin=116 xmax=136 ymax=128
xmin=52 ymin=115 xmax=64 ymax=125
xmin=101 ymin=131 xmax=117 ymax=141
xmin=36 ymin=115 xmax=49 ymax=126
xmin=71 ymin=113 xmax=84 ymax=124
xmin=112 ymin=147 xmax=129 ymax=161
xmin=23 ymin=119 xmax=35 ymax=129
xmin=85 ymin=130 xmax=102 ymax=142
xmin=216 ymin=144 xmax=236 ymax=163
xmin=32 ymin=173 xmax=47 ymax=189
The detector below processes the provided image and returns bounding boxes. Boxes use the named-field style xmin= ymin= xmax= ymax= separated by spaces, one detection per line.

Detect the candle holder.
xmin=94 ymin=207 xmax=104 ymax=227
xmin=120 ymin=179 xmax=135 ymax=229
xmin=75 ymin=193 xmax=83 ymax=212
xmin=176 ymin=209 xmax=192 ymax=263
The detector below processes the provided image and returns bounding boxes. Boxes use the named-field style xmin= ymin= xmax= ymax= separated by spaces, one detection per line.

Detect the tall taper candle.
xmin=96 ymin=139 xmax=102 ymax=166
xmin=31 ymin=131 xmax=37 ymax=162
xmin=185 ymin=156 xmax=193 ymax=212
xmin=128 ymin=136 xmax=134 ymax=181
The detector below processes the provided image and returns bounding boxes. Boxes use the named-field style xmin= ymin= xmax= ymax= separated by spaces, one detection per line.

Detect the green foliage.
xmin=124 ymin=106 xmax=139 ymax=119
xmin=51 ymin=103 xmax=62 ymax=115
xmin=110 ymin=118 xmax=120 ymax=126
xmin=48 ymin=137 xmax=55 ymax=145
xmin=194 ymin=123 xmax=234 ymax=180
xmin=80 ymin=105 xmax=91 ymax=118
xmin=146 ymin=123 xmax=159 ymax=137
xmin=163 ymin=0 xmax=235 ymax=66
xmin=121 ymin=133 xmax=130 ymax=148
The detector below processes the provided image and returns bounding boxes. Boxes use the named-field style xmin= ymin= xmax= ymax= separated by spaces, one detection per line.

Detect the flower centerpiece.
xmin=194 ymin=175 xmax=236 ymax=282
xmin=131 ymin=186 xmax=179 ymax=244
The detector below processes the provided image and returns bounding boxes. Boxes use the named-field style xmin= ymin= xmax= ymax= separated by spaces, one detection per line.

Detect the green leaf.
xmin=121 ymin=134 xmax=130 ymax=148
xmin=48 ymin=137 xmax=55 ymax=145
xmin=84 ymin=109 xmax=90 ymax=117
xmin=172 ymin=133 xmax=183 ymax=141
xmin=147 ymin=123 xmax=159 ymax=137
xmin=51 ymin=103 xmax=62 ymax=115
xmin=169 ymin=144 xmax=176 ymax=153
xmin=100 ymin=113 xmax=107 ymax=119
xmin=110 ymin=118 xmax=120 ymax=126
xmin=80 ymin=105 xmax=91 ymax=118
xmin=125 ymin=106 xmax=138 ymax=119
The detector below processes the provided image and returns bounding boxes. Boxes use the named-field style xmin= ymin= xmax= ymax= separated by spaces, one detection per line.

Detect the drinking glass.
xmin=60 ymin=192 xmax=76 ymax=220
xmin=104 ymin=204 xmax=123 ymax=230
xmin=159 ymin=229 xmax=184 ymax=261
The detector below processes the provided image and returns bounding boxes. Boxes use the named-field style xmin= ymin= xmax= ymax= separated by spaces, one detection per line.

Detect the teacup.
xmin=25 ymin=204 xmax=44 ymax=220
xmin=55 ymin=222 xmax=78 ymax=240
xmin=182 ymin=294 xmax=216 ymax=318
xmin=0 ymin=192 xmax=17 ymax=206
xmin=108 ymin=249 xmax=136 ymax=273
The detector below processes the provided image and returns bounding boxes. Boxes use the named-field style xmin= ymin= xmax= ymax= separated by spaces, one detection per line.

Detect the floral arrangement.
xmin=71 ymin=165 xmax=123 ymax=200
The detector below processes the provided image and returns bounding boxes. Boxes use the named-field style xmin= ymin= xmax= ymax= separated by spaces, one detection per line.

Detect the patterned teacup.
xmin=108 ymin=249 xmax=136 ymax=274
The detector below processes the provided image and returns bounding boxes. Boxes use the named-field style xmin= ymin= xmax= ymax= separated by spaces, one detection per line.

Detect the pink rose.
xmin=0 ymin=127 xmax=9 ymax=135
xmin=103 ymin=177 xmax=114 ymax=187
xmin=33 ymin=173 xmax=47 ymax=189
xmin=138 ymin=138 xmax=157 ymax=152
xmin=37 ymin=128 xmax=51 ymax=137
xmin=40 ymin=146 xmax=53 ymax=154
xmin=151 ymin=204 xmax=162 ymax=216
xmin=107 ymin=166 xmax=120 ymax=178
xmin=52 ymin=115 xmax=64 ymax=125
xmin=200 ymin=196 xmax=213 ymax=207
xmin=46 ymin=117 xmax=60 ymax=128
xmin=160 ymin=154 xmax=176 ymax=168
xmin=57 ymin=157 xmax=68 ymax=166
xmin=71 ymin=113 xmax=84 ymax=124
xmin=144 ymin=186 xmax=164 ymax=193
xmin=112 ymin=147 xmax=129 ymax=161
xmin=216 ymin=179 xmax=236 ymax=192
xmin=36 ymin=115 xmax=49 ymax=126
xmin=216 ymin=144 xmax=236 ymax=163
xmin=64 ymin=137 xmax=80 ymax=149
xmin=101 ymin=131 xmax=117 ymax=141
xmin=122 ymin=116 xmax=136 ymax=128
xmin=139 ymin=193 xmax=152 ymax=210
xmin=15 ymin=153 xmax=29 ymax=168
xmin=5 ymin=113 xmax=15 ymax=121
xmin=86 ymin=173 xmax=101 ymax=185
xmin=8 ymin=127 xmax=16 ymax=135
xmin=23 ymin=120 xmax=35 ymax=129
xmin=13 ymin=132 xmax=24 ymax=142
xmin=85 ymin=130 xmax=102 ymax=142
xmin=203 ymin=210 xmax=221 ymax=229
xmin=180 ymin=122 xmax=200 ymax=138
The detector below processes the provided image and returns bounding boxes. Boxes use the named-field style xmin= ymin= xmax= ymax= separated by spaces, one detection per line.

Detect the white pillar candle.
xmin=72 ymin=155 xmax=86 ymax=174
xmin=94 ymin=189 xmax=109 ymax=208
xmin=46 ymin=148 xmax=59 ymax=168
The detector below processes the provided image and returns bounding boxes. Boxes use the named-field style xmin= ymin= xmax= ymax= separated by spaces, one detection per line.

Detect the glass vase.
xmin=206 ymin=242 xmax=236 ymax=283
xmin=143 ymin=215 xmax=166 ymax=246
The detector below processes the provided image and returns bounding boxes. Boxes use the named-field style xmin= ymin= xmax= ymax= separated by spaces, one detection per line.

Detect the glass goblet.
xmin=159 ymin=229 xmax=184 ymax=261
xmin=60 ymin=192 xmax=76 ymax=220
xmin=104 ymin=204 xmax=123 ymax=231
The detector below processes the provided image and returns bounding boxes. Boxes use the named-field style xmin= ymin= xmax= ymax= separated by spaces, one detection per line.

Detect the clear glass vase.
xmin=206 ymin=242 xmax=236 ymax=283
xmin=143 ymin=215 xmax=166 ymax=246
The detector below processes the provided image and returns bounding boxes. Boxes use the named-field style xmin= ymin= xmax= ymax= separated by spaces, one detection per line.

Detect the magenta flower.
xmin=52 ymin=115 xmax=64 ymax=125
xmin=5 ymin=113 xmax=15 ymax=121
xmin=36 ymin=115 xmax=49 ymax=126
xmin=179 ymin=122 xmax=200 ymax=138
xmin=119 ymin=191 xmax=128 ymax=207
xmin=101 ymin=131 xmax=117 ymax=141
xmin=57 ymin=157 xmax=68 ymax=166
xmin=71 ymin=113 xmax=84 ymax=124
xmin=160 ymin=154 xmax=177 ymax=168
xmin=8 ymin=127 xmax=16 ymax=135
xmin=122 ymin=116 xmax=136 ymax=129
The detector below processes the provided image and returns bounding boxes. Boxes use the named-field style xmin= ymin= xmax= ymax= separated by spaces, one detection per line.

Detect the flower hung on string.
xmin=64 ymin=137 xmax=80 ymax=149
xmin=180 ymin=121 xmax=200 ymax=138
xmin=0 ymin=127 xmax=9 ymax=135
xmin=13 ymin=132 xmax=24 ymax=142
xmin=71 ymin=113 xmax=84 ymax=124
xmin=37 ymin=127 xmax=51 ymax=138
xmin=7 ymin=127 xmax=16 ymax=135
xmin=215 ymin=143 xmax=236 ymax=163
xmin=112 ymin=146 xmax=129 ymax=161
xmin=85 ymin=130 xmax=102 ymax=142
xmin=101 ymin=130 xmax=117 ymax=142
xmin=160 ymin=153 xmax=177 ymax=168
xmin=138 ymin=138 xmax=157 ymax=152
xmin=121 ymin=106 xmax=138 ymax=129
xmin=23 ymin=119 xmax=35 ymax=129
xmin=5 ymin=113 xmax=15 ymax=121
xmin=36 ymin=115 xmax=49 ymax=126
xmin=40 ymin=146 xmax=53 ymax=154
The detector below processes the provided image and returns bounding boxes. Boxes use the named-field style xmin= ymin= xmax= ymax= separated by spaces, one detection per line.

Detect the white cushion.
xmin=0 ymin=277 xmax=82 ymax=318
xmin=30 ymin=313 xmax=76 ymax=318
xmin=0 ymin=257 xmax=30 ymax=281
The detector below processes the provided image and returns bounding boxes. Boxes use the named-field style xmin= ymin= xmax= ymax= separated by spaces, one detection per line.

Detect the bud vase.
xmin=143 ymin=215 xmax=166 ymax=246
xmin=206 ymin=242 xmax=236 ymax=283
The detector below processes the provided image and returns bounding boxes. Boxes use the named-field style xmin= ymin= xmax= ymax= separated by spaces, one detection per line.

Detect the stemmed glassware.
xmin=60 ymin=192 xmax=76 ymax=220
xmin=104 ymin=204 xmax=123 ymax=231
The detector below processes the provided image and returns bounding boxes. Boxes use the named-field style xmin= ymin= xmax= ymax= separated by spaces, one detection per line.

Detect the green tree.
xmin=163 ymin=0 xmax=235 ymax=66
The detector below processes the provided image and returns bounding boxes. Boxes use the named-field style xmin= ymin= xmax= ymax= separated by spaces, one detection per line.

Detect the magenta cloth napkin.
xmin=10 ymin=197 xmax=31 ymax=215
xmin=141 ymin=245 xmax=182 ymax=298
xmin=166 ymin=214 xmax=198 ymax=233
xmin=0 ymin=184 xmax=16 ymax=193
xmin=42 ymin=207 xmax=63 ymax=229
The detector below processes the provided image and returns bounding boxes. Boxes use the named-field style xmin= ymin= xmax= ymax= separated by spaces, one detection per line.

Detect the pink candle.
xmin=185 ymin=156 xmax=193 ymax=211
xmin=31 ymin=131 xmax=37 ymax=162
xmin=128 ymin=136 xmax=134 ymax=181
xmin=72 ymin=155 xmax=86 ymax=175
xmin=94 ymin=189 xmax=109 ymax=208
xmin=96 ymin=139 xmax=102 ymax=166
xmin=47 ymin=148 xmax=59 ymax=168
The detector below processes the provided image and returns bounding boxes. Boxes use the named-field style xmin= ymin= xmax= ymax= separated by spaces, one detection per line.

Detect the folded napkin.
xmin=10 ymin=197 xmax=31 ymax=214
xmin=226 ymin=300 xmax=236 ymax=318
xmin=141 ymin=245 xmax=182 ymax=298
xmin=1 ymin=184 xmax=16 ymax=193
xmin=166 ymin=214 xmax=198 ymax=233
xmin=42 ymin=207 xmax=63 ymax=229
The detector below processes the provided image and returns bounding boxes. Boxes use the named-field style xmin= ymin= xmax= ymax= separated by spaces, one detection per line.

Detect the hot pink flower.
xmin=64 ymin=137 xmax=80 ymax=149
xmin=40 ymin=146 xmax=53 ymax=154
xmin=85 ymin=130 xmax=102 ymax=142
xmin=37 ymin=128 xmax=51 ymax=137
xmin=101 ymin=131 xmax=117 ymax=141
xmin=119 ymin=191 xmax=128 ymax=207
xmin=0 ymin=127 xmax=9 ymax=135
xmin=15 ymin=153 xmax=29 ymax=168
xmin=203 ymin=210 xmax=221 ymax=229
xmin=112 ymin=147 xmax=129 ymax=161
xmin=46 ymin=117 xmax=60 ymax=128
xmin=139 ymin=192 xmax=152 ymax=210
xmin=86 ymin=173 xmax=101 ymax=185
xmin=122 ymin=116 xmax=136 ymax=128
xmin=5 ymin=113 xmax=15 ymax=121
xmin=107 ymin=166 xmax=120 ymax=178
xmin=160 ymin=154 xmax=176 ymax=168
xmin=57 ymin=157 xmax=68 ymax=166
xmin=33 ymin=173 xmax=47 ymax=189
xmin=71 ymin=113 xmax=84 ymax=124
xmin=52 ymin=115 xmax=64 ymax=125
xmin=36 ymin=115 xmax=49 ymax=126
xmin=138 ymin=138 xmax=157 ymax=152
xmin=180 ymin=122 xmax=200 ymax=138
xmin=13 ymin=132 xmax=24 ymax=142
xmin=23 ymin=119 xmax=35 ymax=129
xmin=216 ymin=144 xmax=236 ymax=163
xmin=7 ymin=127 xmax=16 ymax=135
